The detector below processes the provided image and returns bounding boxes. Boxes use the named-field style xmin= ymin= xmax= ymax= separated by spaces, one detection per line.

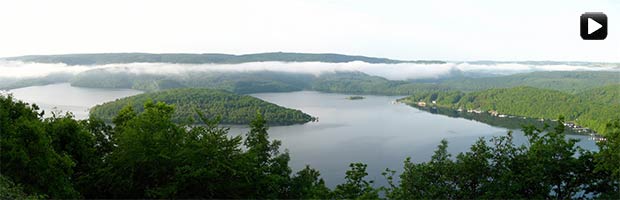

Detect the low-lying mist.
xmin=1 ymin=60 xmax=618 ymax=81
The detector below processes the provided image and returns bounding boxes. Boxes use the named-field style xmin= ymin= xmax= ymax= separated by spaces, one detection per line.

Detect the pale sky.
xmin=0 ymin=0 xmax=618 ymax=62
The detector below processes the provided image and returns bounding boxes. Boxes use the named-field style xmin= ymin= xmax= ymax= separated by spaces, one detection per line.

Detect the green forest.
xmin=439 ymin=71 xmax=620 ymax=94
xmin=68 ymin=70 xmax=456 ymax=95
xmin=399 ymin=85 xmax=620 ymax=135
xmin=1 ymin=95 xmax=619 ymax=199
xmin=90 ymin=88 xmax=314 ymax=125
xmin=66 ymin=69 xmax=620 ymax=97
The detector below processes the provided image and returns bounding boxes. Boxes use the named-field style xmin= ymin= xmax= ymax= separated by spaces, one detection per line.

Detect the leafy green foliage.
xmin=241 ymin=111 xmax=292 ymax=198
xmin=90 ymin=88 xmax=314 ymax=125
xmin=0 ymin=175 xmax=44 ymax=200
xmin=290 ymin=165 xmax=331 ymax=199
xmin=333 ymin=163 xmax=380 ymax=199
xmin=593 ymin=120 xmax=620 ymax=198
xmin=0 ymin=95 xmax=80 ymax=198
xmin=397 ymin=140 xmax=456 ymax=199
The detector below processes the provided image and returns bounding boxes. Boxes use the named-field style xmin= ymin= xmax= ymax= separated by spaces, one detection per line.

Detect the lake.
xmin=236 ymin=91 xmax=599 ymax=187
xmin=7 ymin=83 xmax=599 ymax=187
xmin=7 ymin=83 xmax=143 ymax=119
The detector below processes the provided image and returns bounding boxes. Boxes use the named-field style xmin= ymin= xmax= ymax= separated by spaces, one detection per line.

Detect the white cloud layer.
xmin=0 ymin=61 xmax=90 ymax=78
xmin=1 ymin=60 xmax=618 ymax=81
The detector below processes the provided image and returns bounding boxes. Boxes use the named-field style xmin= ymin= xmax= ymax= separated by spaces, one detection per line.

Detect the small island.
xmin=90 ymin=88 xmax=314 ymax=125
xmin=346 ymin=96 xmax=365 ymax=100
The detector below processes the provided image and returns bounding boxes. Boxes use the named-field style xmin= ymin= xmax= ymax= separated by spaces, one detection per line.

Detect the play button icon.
xmin=588 ymin=18 xmax=602 ymax=34
xmin=581 ymin=12 xmax=607 ymax=40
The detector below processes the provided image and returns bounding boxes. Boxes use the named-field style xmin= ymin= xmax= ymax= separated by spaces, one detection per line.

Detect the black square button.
xmin=581 ymin=12 xmax=607 ymax=40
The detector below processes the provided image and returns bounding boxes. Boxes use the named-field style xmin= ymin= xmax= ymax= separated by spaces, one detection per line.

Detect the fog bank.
xmin=1 ymin=60 xmax=618 ymax=81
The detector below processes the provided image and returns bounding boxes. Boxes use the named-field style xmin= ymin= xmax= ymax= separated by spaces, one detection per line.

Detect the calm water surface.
xmin=7 ymin=84 xmax=598 ymax=187
xmin=8 ymin=83 xmax=142 ymax=119
xmin=234 ymin=91 xmax=599 ymax=187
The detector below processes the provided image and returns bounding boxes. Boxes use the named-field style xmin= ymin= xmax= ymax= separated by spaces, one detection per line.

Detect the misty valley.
xmin=1 ymin=53 xmax=619 ymax=199
xmin=3 ymin=53 xmax=619 ymax=133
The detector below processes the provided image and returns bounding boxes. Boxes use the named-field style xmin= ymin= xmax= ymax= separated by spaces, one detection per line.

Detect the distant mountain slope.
xmin=69 ymin=70 xmax=453 ymax=95
xmin=0 ymin=74 xmax=74 ymax=90
xmin=399 ymin=86 xmax=620 ymax=135
xmin=462 ymin=60 xmax=619 ymax=67
xmin=576 ymin=84 xmax=620 ymax=105
xmin=5 ymin=52 xmax=444 ymax=65
xmin=68 ymin=68 xmax=619 ymax=95
xmin=439 ymin=71 xmax=620 ymax=94
xmin=90 ymin=88 xmax=314 ymax=125
xmin=70 ymin=69 xmax=315 ymax=93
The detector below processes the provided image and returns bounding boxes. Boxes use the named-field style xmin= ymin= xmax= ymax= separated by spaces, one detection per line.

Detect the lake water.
xmin=7 ymin=83 xmax=143 ymax=119
xmin=234 ymin=91 xmax=599 ymax=187
xmin=6 ymin=84 xmax=599 ymax=187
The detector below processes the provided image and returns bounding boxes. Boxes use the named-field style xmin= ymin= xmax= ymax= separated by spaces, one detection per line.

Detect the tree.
xmin=453 ymin=138 xmax=492 ymax=199
xmin=333 ymin=163 xmax=379 ymax=199
xmin=163 ymin=114 xmax=246 ymax=199
xmin=518 ymin=117 xmax=591 ymax=199
xmin=398 ymin=139 xmax=456 ymax=199
xmin=101 ymin=101 xmax=185 ymax=198
xmin=289 ymin=165 xmax=331 ymax=199
xmin=0 ymin=95 xmax=78 ymax=198
xmin=593 ymin=119 xmax=620 ymax=198
xmin=44 ymin=113 xmax=102 ymax=198
xmin=242 ymin=111 xmax=292 ymax=199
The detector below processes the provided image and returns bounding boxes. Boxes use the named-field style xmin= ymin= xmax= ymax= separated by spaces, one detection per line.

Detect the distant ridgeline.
xmin=6 ymin=52 xmax=444 ymax=65
xmin=3 ymin=53 xmax=619 ymax=95
xmin=398 ymin=85 xmax=620 ymax=135
xmin=89 ymin=88 xmax=314 ymax=125
xmin=66 ymin=69 xmax=620 ymax=95
xmin=438 ymin=71 xmax=620 ymax=94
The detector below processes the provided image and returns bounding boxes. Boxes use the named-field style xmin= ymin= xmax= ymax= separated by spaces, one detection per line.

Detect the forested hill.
xmin=89 ymin=88 xmax=314 ymax=125
xmin=399 ymin=86 xmax=620 ymax=134
xmin=66 ymin=69 xmax=618 ymax=95
xmin=5 ymin=52 xmax=444 ymax=65
xmin=438 ymin=71 xmax=620 ymax=94
xmin=576 ymin=84 xmax=620 ymax=105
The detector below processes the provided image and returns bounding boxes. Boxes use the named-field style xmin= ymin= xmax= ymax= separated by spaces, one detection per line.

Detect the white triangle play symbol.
xmin=588 ymin=18 xmax=602 ymax=34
